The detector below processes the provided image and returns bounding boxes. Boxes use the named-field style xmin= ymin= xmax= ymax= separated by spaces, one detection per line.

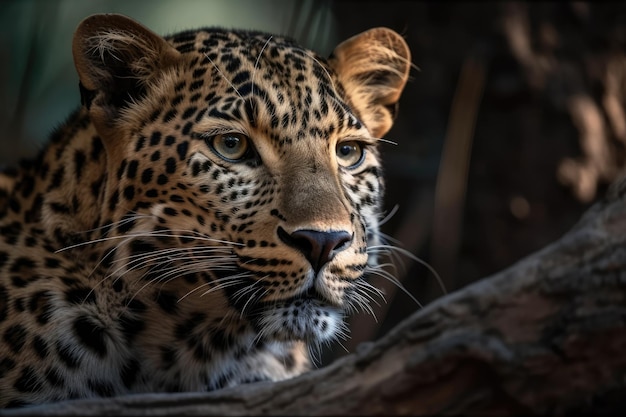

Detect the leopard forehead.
xmin=121 ymin=28 xmax=371 ymax=153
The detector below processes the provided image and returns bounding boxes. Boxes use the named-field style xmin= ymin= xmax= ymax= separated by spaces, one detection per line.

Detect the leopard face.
xmin=0 ymin=13 xmax=410 ymax=407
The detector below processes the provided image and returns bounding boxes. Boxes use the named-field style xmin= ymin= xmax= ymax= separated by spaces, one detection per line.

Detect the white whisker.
xmin=378 ymin=205 xmax=400 ymax=227
xmin=366 ymin=265 xmax=423 ymax=309
xmin=376 ymin=138 xmax=398 ymax=146
xmin=178 ymin=281 xmax=214 ymax=302
xmin=252 ymin=35 xmax=273 ymax=103
xmin=56 ymin=230 xmax=241 ymax=253
xmin=299 ymin=47 xmax=338 ymax=95
xmin=368 ymin=244 xmax=446 ymax=295
xmin=177 ymin=271 xmax=248 ymax=302
xmin=204 ymin=52 xmax=244 ymax=100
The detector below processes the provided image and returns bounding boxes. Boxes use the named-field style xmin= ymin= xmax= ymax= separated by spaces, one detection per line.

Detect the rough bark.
xmin=6 ymin=177 xmax=626 ymax=416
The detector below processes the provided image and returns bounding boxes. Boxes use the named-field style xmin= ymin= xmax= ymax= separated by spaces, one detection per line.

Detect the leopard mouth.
xmin=294 ymin=283 xmax=344 ymax=309
xmin=301 ymin=286 xmax=328 ymax=303
xmin=256 ymin=284 xmax=340 ymax=313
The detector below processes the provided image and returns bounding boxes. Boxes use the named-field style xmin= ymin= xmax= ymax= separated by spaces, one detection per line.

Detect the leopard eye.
xmin=336 ymin=141 xmax=365 ymax=169
xmin=208 ymin=133 xmax=250 ymax=161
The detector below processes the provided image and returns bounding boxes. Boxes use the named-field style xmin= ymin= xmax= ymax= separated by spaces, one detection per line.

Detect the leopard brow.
xmin=341 ymin=136 xmax=379 ymax=147
xmin=196 ymin=96 xmax=254 ymax=134
xmin=195 ymin=125 xmax=247 ymax=138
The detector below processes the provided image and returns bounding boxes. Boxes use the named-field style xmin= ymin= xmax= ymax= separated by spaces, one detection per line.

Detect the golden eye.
xmin=209 ymin=133 xmax=250 ymax=161
xmin=336 ymin=141 xmax=365 ymax=168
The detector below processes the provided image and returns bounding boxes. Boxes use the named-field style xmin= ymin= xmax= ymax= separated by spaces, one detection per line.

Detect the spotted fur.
xmin=0 ymin=14 xmax=410 ymax=407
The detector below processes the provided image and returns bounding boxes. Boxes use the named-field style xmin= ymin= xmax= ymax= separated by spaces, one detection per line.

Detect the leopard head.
xmin=72 ymin=14 xmax=410 ymax=345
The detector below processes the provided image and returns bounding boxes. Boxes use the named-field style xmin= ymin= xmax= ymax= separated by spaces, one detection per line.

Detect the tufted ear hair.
xmin=329 ymin=28 xmax=411 ymax=138
xmin=72 ymin=14 xmax=180 ymax=126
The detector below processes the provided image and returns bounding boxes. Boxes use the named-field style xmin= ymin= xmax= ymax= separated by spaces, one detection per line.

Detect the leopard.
xmin=0 ymin=13 xmax=411 ymax=408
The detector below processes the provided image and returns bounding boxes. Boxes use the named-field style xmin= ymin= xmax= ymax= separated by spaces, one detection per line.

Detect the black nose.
xmin=278 ymin=227 xmax=352 ymax=274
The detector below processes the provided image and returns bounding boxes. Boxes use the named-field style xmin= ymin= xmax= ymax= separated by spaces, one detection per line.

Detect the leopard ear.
xmin=329 ymin=28 xmax=411 ymax=138
xmin=72 ymin=14 xmax=180 ymax=123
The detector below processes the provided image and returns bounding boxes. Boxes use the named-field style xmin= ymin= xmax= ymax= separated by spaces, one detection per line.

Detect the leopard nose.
xmin=278 ymin=227 xmax=352 ymax=274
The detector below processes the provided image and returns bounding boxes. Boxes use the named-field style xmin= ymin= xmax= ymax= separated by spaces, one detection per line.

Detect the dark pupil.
xmin=224 ymin=136 xmax=239 ymax=148
xmin=340 ymin=145 xmax=353 ymax=156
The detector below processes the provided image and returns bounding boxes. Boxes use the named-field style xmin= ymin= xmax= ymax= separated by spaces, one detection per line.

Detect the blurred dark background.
xmin=2 ymin=1 xmax=626 ymax=364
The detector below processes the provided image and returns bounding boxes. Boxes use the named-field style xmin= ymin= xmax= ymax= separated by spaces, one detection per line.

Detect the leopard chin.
xmin=256 ymin=290 xmax=345 ymax=343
